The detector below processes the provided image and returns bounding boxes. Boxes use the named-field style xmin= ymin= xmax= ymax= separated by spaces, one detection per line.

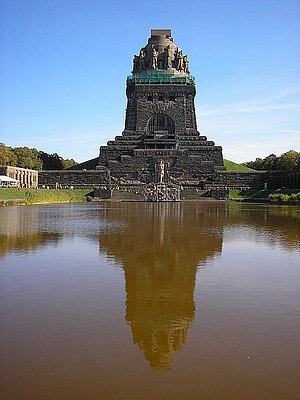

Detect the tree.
xmin=0 ymin=143 xmax=17 ymax=166
xmin=39 ymin=152 xmax=64 ymax=170
xmin=277 ymin=150 xmax=300 ymax=171
xmin=13 ymin=147 xmax=43 ymax=170
xmin=244 ymin=151 xmax=300 ymax=171
xmin=61 ymin=158 xmax=78 ymax=169
xmin=1 ymin=143 xmax=78 ymax=170
xmin=263 ymin=154 xmax=277 ymax=170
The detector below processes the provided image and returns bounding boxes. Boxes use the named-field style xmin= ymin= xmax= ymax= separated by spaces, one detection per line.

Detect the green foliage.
xmin=13 ymin=146 xmax=43 ymax=170
xmin=0 ymin=143 xmax=17 ymax=166
xmin=24 ymin=189 xmax=93 ymax=204
xmin=0 ymin=188 xmax=93 ymax=204
xmin=39 ymin=152 xmax=78 ymax=170
xmin=61 ymin=158 xmax=78 ymax=169
xmin=0 ymin=188 xmax=26 ymax=199
xmin=244 ymin=150 xmax=300 ymax=171
xmin=269 ymin=192 xmax=300 ymax=204
xmin=0 ymin=143 xmax=78 ymax=170
xmin=224 ymin=159 xmax=255 ymax=172
xmin=230 ymin=189 xmax=299 ymax=201
xmin=39 ymin=152 xmax=63 ymax=170
xmin=229 ymin=189 xmax=258 ymax=199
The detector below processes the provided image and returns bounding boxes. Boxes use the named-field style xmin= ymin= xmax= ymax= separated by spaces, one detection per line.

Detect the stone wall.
xmin=214 ymin=171 xmax=266 ymax=189
xmin=126 ymin=83 xmax=197 ymax=133
xmin=214 ymin=170 xmax=300 ymax=190
xmin=38 ymin=169 xmax=110 ymax=189
xmin=263 ymin=170 xmax=300 ymax=189
xmin=37 ymin=169 xmax=300 ymax=191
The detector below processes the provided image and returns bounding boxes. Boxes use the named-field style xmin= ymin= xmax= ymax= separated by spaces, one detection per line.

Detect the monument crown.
xmin=132 ymin=28 xmax=190 ymax=77
xmin=150 ymin=29 xmax=171 ymax=37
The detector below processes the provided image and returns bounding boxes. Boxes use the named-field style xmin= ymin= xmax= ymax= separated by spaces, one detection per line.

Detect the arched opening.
xmin=148 ymin=114 xmax=175 ymax=135
xmin=144 ymin=114 xmax=176 ymax=149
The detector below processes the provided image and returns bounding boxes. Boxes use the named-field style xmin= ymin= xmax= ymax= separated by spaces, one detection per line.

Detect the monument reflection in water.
xmin=99 ymin=202 xmax=227 ymax=370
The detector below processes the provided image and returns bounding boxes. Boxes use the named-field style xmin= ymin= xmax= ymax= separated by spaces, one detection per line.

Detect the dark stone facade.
xmin=214 ymin=171 xmax=266 ymax=189
xmin=97 ymin=29 xmax=225 ymax=186
xmin=214 ymin=170 xmax=300 ymax=190
xmin=38 ymin=169 xmax=300 ymax=192
xmin=38 ymin=169 xmax=110 ymax=189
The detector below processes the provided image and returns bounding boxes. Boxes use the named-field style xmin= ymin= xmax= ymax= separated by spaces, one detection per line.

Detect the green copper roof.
xmin=127 ymin=70 xmax=195 ymax=85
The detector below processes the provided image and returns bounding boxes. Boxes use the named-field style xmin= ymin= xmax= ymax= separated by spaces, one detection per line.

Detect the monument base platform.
xmin=93 ymin=184 xmax=229 ymax=202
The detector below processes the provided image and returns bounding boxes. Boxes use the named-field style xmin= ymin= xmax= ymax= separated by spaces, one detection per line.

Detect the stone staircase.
xmin=180 ymin=188 xmax=209 ymax=200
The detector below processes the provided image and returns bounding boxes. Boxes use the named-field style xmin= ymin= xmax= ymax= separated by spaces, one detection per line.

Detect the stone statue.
xmin=159 ymin=160 xmax=165 ymax=183
xmin=177 ymin=50 xmax=183 ymax=72
xmin=132 ymin=55 xmax=139 ymax=74
xmin=183 ymin=55 xmax=189 ymax=74
xmin=151 ymin=46 xmax=158 ymax=70
xmin=173 ymin=47 xmax=179 ymax=69
xmin=139 ymin=50 xmax=146 ymax=72
xmin=164 ymin=46 xmax=173 ymax=70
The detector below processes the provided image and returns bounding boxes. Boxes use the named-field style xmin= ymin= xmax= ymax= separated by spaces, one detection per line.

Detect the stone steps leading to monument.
xmin=111 ymin=187 xmax=145 ymax=201
xmin=181 ymin=188 xmax=208 ymax=200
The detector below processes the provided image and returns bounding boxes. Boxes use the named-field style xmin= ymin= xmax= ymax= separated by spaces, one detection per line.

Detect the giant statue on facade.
xmin=150 ymin=46 xmax=158 ymax=70
xmin=183 ymin=55 xmax=189 ymax=74
xmin=138 ymin=49 xmax=146 ymax=72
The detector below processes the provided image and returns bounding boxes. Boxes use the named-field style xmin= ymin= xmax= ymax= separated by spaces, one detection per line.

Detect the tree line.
xmin=0 ymin=143 xmax=78 ymax=171
xmin=243 ymin=150 xmax=300 ymax=171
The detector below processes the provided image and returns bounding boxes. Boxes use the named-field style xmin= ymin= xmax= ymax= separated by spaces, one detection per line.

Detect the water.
xmin=0 ymin=202 xmax=299 ymax=400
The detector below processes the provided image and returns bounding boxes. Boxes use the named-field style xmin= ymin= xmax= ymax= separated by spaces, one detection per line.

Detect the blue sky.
xmin=0 ymin=0 xmax=299 ymax=163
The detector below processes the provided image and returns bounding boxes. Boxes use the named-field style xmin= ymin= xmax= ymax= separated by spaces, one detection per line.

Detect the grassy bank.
xmin=229 ymin=189 xmax=300 ymax=202
xmin=0 ymin=188 xmax=93 ymax=205
xmin=223 ymin=160 xmax=255 ymax=172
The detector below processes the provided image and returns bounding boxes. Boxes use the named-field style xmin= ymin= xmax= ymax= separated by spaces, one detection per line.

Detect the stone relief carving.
xmin=132 ymin=55 xmax=139 ymax=74
xmin=138 ymin=50 xmax=146 ymax=72
xmin=150 ymin=46 xmax=158 ymax=70
xmin=183 ymin=55 xmax=189 ymax=74
xmin=164 ymin=46 xmax=173 ymax=70
xmin=131 ymin=39 xmax=190 ymax=75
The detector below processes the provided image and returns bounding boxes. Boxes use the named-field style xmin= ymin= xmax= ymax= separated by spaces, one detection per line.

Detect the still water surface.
xmin=0 ymin=202 xmax=299 ymax=400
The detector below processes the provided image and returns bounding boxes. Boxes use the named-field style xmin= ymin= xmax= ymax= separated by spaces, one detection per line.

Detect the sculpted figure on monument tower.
xmin=150 ymin=46 xmax=158 ymax=70
xmin=139 ymin=50 xmax=146 ymax=72
xmin=173 ymin=47 xmax=179 ymax=69
xmin=177 ymin=50 xmax=183 ymax=72
xmin=132 ymin=55 xmax=139 ymax=74
xmin=164 ymin=46 xmax=173 ymax=70
xmin=183 ymin=55 xmax=189 ymax=74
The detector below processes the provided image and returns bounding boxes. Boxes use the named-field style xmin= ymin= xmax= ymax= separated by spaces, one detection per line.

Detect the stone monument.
xmin=39 ymin=29 xmax=283 ymax=194
xmin=97 ymin=29 xmax=225 ymax=195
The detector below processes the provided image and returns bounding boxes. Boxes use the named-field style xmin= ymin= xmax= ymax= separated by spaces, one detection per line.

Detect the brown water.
xmin=0 ymin=202 xmax=299 ymax=400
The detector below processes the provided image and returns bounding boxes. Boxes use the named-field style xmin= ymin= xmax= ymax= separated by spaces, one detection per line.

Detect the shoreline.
xmin=1 ymin=187 xmax=299 ymax=207
xmin=1 ymin=198 xmax=300 ymax=207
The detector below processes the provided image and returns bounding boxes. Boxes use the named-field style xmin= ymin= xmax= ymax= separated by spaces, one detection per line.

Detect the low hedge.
xmin=269 ymin=192 xmax=300 ymax=204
